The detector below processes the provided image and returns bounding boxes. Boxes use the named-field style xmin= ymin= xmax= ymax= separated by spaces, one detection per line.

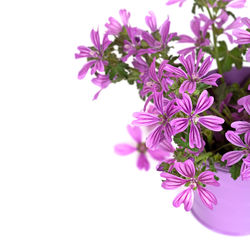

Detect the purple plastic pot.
xmin=191 ymin=67 xmax=250 ymax=236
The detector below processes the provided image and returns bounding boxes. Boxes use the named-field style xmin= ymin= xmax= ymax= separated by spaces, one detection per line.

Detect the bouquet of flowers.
xmin=75 ymin=0 xmax=250 ymax=213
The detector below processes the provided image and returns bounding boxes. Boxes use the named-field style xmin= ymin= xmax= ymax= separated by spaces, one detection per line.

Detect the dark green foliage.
xmin=229 ymin=163 xmax=241 ymax=180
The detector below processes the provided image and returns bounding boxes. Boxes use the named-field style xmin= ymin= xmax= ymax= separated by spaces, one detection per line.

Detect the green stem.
xmin=205 ymin=6 xmax=225 ymax=84
xmin=212 ymin=143 xmax=232 ymax=153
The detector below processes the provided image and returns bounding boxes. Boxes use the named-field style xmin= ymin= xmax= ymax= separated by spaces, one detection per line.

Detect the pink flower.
xmin=161 ymin=160 xmax=219 ymax=211
xmin=114 ymin=125 xmax=169 ymax=171
xmin=178 ymin=16 xmax=211 ymax=55
xmin=140 ymin=58 xmax=173 ymax=111
xmin=132 ymin=93 xmax=180 ymax=149
xmin=171 ymin=90 xmax=224 ymax=148
xmin=75 ymin=29 xmax=111 ymax=79
xmin=165 ymin=50 xmax=221 ymax=94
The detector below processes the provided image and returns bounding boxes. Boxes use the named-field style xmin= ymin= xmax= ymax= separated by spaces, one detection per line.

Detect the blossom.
xmin=171 ymin=90 xmax=224 ymax=148
xmin=140 ymin=57 xmax=173 ymax=110
xmin=132 ymin=93 xmax=180 ymax=149
xmin=165 ymin=50 xmax=221 ymax=94
xmin=222 ymin=131 xmax=250 ymax=167
xmin=105 ymin=9 xmax=131 ymax=35
xmin=178 ymin=16 xmax=211 ymax=55
xmin=75 ymin=29 xmax=111 ymax=79
xmin=142 ymin=17 xmax=177 ymax=54
xmin=114 ymin=125 xmax=169 ymax=170
xmin=91 ymin=74 xmax=111 ymax=100
xmin=122 ymin=27 xmax=144 ymax=62
xmin=161 ymin=159 xmax=219 ymax=211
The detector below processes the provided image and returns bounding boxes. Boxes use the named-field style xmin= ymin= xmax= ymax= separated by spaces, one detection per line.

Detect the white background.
xmin=0 ymin=0 xmax=250 ymax=249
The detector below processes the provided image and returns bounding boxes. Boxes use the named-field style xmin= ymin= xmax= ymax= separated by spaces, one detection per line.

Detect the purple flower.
xmin=122 ymin=27 xmax=144 ymax=62
xmin=178 ymin=16 xmax=211 ymax=55
xmin=91 ymin=74 xmax=111 ymax=100
xmin=171 ymin=90 xmax=224 ymax=148
xmin=231 ymin=121 xmax=250 ymax=134
xmin=105 ymin=9 xmax=131 ymax=35
xmin=140 ymin=58 xmax=173 ymax=110
xmin=75 ymin=29 xmax=111 ymax=79
xmin=132 ymin=93 xmax=180 ymax=149
xmin=165 ymin=50 xmax=221 ymax=94
xmin=114 ymin=125 xmax=169 ymax=171
xmin=222 ymin=131 xmax=250 ymax=167
xmin=161 ymin=159 xmax=219 ymax=211
xmin=142 ymin=18 xmax=177 ymax=54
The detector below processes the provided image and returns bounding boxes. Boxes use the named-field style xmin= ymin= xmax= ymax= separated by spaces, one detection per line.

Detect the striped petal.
xmin=173 ymin=188 xmax=194 ymax=211
xmin=225 ymin=131 xmax=245 ymax=147
xmin=161 ymin=172 xmax=187 ymax=189
xmin=197 ymin=186 xmax=217 ymax=209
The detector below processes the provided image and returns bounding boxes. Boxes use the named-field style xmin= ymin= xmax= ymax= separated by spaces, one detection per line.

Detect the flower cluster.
xmin=76 ymin=1 xmax=250 ymax=212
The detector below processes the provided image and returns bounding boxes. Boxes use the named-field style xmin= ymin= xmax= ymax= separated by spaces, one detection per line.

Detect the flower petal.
xmin=177 ymin=93 xmax=193 ymax=115
xmin=171 ymin=118 xmax=189 ymax=134
xmin=179 ymin=80 xmax=196 ymax=94
xmin=114 ymin=144 xmax=136 ymax=155
xmin=161 ymin=172 xmax=187 ymax=189
xmin=189 ymin=122 xmax=202 ymax=148
xmin=231 ymin=121 xmax=250 ymax=134
xmin=132 ymin=112 xmax=160 ymax=126
xmin=200 ymin=73 xmax=221 ymax=86
xmin=245 ymin=131 xmax=250 ymax=147
xmin=137 ymin=153 xmax=150 ymax=171
xmin=127 ymin=125 xmax=142 ymax=143
xmin=173 ymin=187 xmax=194 ymax=211
xmin=221 ymin=150 xmax=245 ymax=166
xmin=146 ymin=125 xmax=164 ymax=149
xmin=197 ymin=186 xmax=217 ymax=209
xmin=198 ymin=115 xmax=224 ymax=131
xmin=194 ymin=90 xmax=214 ymax=115
xmin=176 ymin=160 xmax=195 ymax=178
xmin=78 ymin=60 xmax=96 ymax=80
xmin=198 ymin=56 xmax=213 ymax=77
xmin=225 ymin=131 xmax=245 ymax=147
xmin=198 ymin=171 xmax=220 ymax=186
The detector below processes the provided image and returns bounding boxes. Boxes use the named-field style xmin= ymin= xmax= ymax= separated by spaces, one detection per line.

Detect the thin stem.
xmin=205 ymin=6 xmax=225 ymax=84
xmin=212 ymin=143 xmax=232 ymax=153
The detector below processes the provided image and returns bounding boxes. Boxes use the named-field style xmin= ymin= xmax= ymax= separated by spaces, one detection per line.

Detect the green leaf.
xmin=229 ymin=164 xmax=241 ymax=180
